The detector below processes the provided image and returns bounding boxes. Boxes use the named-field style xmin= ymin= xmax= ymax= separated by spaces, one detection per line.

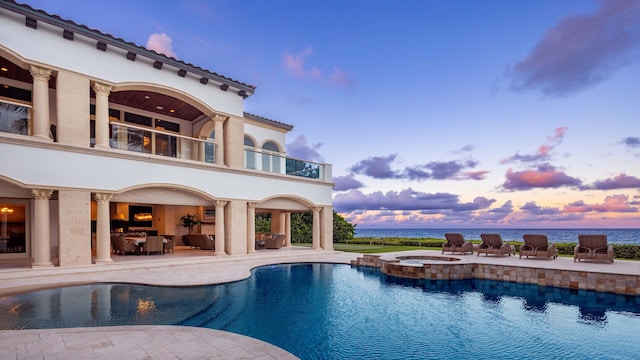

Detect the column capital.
xmin=29 ymin=65 xmax=52 ymax=82
xmin=311 ymin=207 xmax=322 ymax=213
xmin=212 ymin=114 xmax=228 ymax=123
xmin=214 ymin=200 xmax=228 ymax=208
xmin=94 ymin=192 xmax=113 ymax=203
xmin=93 ymin=82 xmax=112 ymax=97
xmin=247 ymin=202 xmax=256 ymax=210
xmin=32 ymin=189 xmax=53 ymax=200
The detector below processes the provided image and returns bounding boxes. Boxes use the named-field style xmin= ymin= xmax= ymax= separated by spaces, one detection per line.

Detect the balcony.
xmin=109 ymin=122 xmax=216 ymax=163
xmin=244 ymin=148 xmax=325 ymax=180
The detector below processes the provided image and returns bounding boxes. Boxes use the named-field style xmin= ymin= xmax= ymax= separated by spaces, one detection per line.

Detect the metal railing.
xmin=109 ymin=122 xmax=216 ymax=163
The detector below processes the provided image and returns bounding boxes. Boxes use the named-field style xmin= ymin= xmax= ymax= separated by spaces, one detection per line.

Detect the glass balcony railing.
xmin=245 ymin=148 xmax=323 ymax=179
xmin=0 ymin=99 xmax=31 ymax=136
xmin=109 ymin=122 xmax=216 ymax=163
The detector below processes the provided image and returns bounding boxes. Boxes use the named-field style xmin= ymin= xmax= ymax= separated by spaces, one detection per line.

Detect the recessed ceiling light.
xmin=144 ymin=95 xmax=150 ymax=99
xmin=0 ymin=67 xmax=8 ymax=72
xmin=2 ymin=85 xmax=8 ymax=89
xmin=169 ymin=109 xmax=175 ymax=113
xmin=156 ymin=106 xmax=164 ymax=110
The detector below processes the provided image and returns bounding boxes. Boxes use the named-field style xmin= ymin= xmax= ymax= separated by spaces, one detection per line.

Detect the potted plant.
xmin=180 ymin=213 xmax=200 ymax=246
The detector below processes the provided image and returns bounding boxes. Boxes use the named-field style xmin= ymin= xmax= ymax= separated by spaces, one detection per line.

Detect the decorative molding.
xmin=96 ymin=41 xmax=107 ymax=51
xmin=29 ymin=65 xmax=52 ymax=82
xmin=25 ymin=17 xmax=37 ymax=29
xmin=153 ymin=61 xmax=163 ymax=70
xmin=200 ymin=77 xmax=209 ymax=85
xmin=177 ymin=69 xmax=187 ymax=77
xmin=92 ymin=83 xmax=112 ymax=97
xmin=94 ymin=193 xmax=113 ymax=203
xmin=126 ymin=52 xmax=136 ymax=61
xmin=31 ymin=189 xmax=53 ymax=200
xmin=63 ymin=29 xmax=74 ymax=41
xmin=220 ymin=84 xmax=228 ymax=91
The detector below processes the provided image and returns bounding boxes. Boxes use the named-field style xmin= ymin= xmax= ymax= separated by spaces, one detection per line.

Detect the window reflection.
xmin=0 ymin=102 xmax=29 ymax=135
xmin=0 ymin=204 xmax=26 ymax=254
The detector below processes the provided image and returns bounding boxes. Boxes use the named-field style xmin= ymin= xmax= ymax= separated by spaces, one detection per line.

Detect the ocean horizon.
xmin=354 ymin=228 xmax=640 ymax=245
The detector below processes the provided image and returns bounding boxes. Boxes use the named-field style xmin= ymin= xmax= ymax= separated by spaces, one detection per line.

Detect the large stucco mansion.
xmin=0 ymin=0 xmax=334 ymax=268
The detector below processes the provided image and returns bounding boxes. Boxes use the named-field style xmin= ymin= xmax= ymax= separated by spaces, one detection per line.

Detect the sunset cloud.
xmin=283 ymin=47 xmax=322 ymax=79
xmin=508 ymin=0 xmax=640 ymax=96
xmin=563 ymin=195 xmax=638 ymax=213
xmin=146 ymin=33 xmax=177 ymax=58
xmin=333 ymin=188 xmax=495 ymax=212
xmin=622 ymin=136 xmax=640 ymax=148
xmin=286 ymin=135 xmax=325 ymax=163
xmin=348 ymin=154 xmax=485 ymax=181
xmin=502 ymin=164 xmax=582 ymax=190
xmin=330 ymin=67 xmax=355 ymax=89
xmin=586 ymin=174 xmax=640 ymax=190
xmin=333 ymin=175 xmax=364 ymax=192
xmin=350 ymin=155 xmax=398 ymax=179
xmin=502 ymin=127 xmax=568 ymax=164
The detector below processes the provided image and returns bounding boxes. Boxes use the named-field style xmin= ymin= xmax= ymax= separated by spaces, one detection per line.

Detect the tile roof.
xmin=1 ymin=0 xmax=256 ymax=95
xmin=244 ymin=112 xmax=293 ymax=131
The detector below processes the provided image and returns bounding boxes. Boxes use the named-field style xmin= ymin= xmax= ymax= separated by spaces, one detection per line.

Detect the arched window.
xmin=244 ymin=135 xmax=256 ymax=169
xmin=262 ymin=141 xmax=282 ymax=173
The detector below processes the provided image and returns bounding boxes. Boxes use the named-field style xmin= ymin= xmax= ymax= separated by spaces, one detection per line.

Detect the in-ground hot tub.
xmin=378 ymin=254 xmax=473 ymax=280
xmin=396 ymin=255 xmax=462 ymax=265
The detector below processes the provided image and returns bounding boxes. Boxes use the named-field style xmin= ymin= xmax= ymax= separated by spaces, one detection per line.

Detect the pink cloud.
xmin=146 ymin=33 xmax=177 ymax=58
xmin=330 ymin=67 xmax=355 ymax=88
xmin=502 ymin=164 xmax=581 ymax=190
xmin=588 ymin=173 xmax=640 ymax=190
xmin=283 ymin=48 xmax=322 ymax=79
xmin=563 ymin=195 xmax=638 ymax=213
xmin=502 ymin=127 xmax=568 ymax=164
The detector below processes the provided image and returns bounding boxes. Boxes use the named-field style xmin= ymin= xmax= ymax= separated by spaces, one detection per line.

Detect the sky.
xmin=19 ymin=0 xmax=640 ymax=229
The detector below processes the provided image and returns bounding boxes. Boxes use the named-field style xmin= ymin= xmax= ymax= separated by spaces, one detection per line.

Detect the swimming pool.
xmin=1 ymin=263 xmax=639 ymax=359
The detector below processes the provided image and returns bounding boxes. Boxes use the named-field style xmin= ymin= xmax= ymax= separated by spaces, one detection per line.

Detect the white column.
xmin=214 ymin=200 xmax=227 ymax=255
xmin=213 ymin=114 xmax=226 ymax=166
xmin=94 ymin=193 xmax=113 ymax=264
xmin=284 ymin=212 xmax=292 ymax=247
xmin=246 ymin=202 xmax=256 ymax=254
xmin=32 ymin=189 xmax=54 ymax=267
xmin=93 ymin=83 xmax=112 ymax=150
xmin=311 ymin=207 xmax=321 ymax=250
xmin=29 ymin=65 xmax=52 ymax=141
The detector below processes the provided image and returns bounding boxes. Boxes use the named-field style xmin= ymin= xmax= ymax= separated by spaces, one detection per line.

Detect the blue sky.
xmin=21 ymin=0 xmax=640 ymax=228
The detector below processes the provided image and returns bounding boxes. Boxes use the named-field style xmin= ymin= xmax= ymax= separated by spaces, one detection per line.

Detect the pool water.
xmin=1 ymin=263 xmax=640 ymax=359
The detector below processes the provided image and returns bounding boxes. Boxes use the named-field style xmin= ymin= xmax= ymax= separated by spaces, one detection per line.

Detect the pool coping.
xmin=352 ymin=251 xmax=640 ymax=295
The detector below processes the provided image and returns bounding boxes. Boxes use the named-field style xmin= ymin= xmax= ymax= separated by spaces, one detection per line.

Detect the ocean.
xmin=354 ymin=228 xmax=640 ymax=245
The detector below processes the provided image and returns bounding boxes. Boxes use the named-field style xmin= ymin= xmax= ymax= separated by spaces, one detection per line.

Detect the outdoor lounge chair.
xmin=265 ymin=233 xmax=286 ymax=249
xmin=442 ymin=233 xmax=474 ymax=255
xmin=574 ymin=235 xmax=614 ymax=263
xmin=520 ymin=234 xmax=557 ymax=259
xmin=477 ymin=234 xmax=511 ymax=257
xmin=114 ymin=236 xmax=137 ymax=255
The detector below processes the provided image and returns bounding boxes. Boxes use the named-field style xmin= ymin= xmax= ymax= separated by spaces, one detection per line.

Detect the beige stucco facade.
xmin=0 ymin=1 xmax=334 ymax=267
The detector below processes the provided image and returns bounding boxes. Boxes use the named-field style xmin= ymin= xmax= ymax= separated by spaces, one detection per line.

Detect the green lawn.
xmin=295 ymin=242 xmax=440 ymax=253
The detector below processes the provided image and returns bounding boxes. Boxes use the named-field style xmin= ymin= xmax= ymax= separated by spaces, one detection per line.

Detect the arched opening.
xmin=261 ymin=140 xmax=283 ymax=173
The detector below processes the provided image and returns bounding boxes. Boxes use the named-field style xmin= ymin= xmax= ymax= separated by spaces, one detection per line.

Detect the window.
xmin=124 ymin=112 xmax=152 ymax=153
xmin=0 ymin=203 xmax=26 ymax=254
xmin=244 ymin=135 xmax=256 ymax=169
xmin=262 ymin=141 xmax=281 ymax=173
xmin=155 ymin=120 xmax=179 ymax=158
xmin=0 ymin=102 xmax=29 ymax=135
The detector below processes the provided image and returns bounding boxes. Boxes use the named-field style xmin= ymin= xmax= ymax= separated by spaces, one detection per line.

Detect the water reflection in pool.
xmin=1 ymin=263 xmax=639 ymax=359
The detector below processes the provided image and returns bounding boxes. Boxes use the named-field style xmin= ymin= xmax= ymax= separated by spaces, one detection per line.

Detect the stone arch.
xmin=112 ymin=183 xmax=218 ymax=205
xmin=111 ymin=82 xmax=217 ymax=120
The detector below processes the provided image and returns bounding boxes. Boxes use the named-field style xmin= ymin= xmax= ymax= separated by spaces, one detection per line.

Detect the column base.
xmin=32 ymin=135 xmax=52 ymax=142
xmin=95 ymin=258 xmax=113 ymax=264
xmin=93 ymin=144 xmax=111 ymax=151
xmin=248 ymin=249 xmax=257 ymax=254
xmin=214 ymin=251 xmax=227 ymax=256
xmin=32 ymin=262 xmax=54 ymax=268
